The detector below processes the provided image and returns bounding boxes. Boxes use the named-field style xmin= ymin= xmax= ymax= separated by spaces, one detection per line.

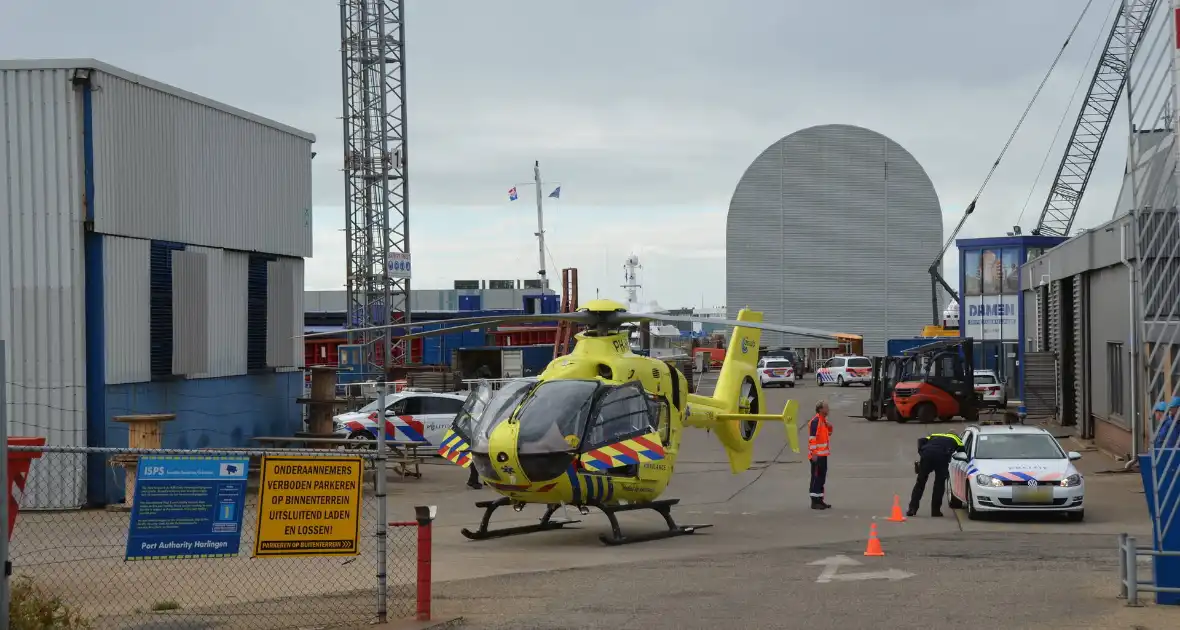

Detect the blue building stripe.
xmin=247 ymin=254 xmax=275 ymax=371
xmin=80 ymin=76 xmax=107 ymax=506
xmin=149 ymin=241 xmax=184 ymax=379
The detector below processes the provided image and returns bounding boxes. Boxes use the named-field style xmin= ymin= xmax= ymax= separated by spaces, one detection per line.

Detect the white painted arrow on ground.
xmin=807 ymin=555 xmax=915 ymax=584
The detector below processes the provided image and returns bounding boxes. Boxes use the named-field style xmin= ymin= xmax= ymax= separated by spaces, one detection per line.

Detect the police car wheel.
xmin=787 ymin=382 xmax=795 ymax=388
xmin=965 ymin=486 xmax=981 ymax=520
xmin=837 ymin=375 xmax=846 ymax=387
xmin=1065 ymin=509 xmax=1084 ymax=522
xmin=346 ymin=430 xmax=376 ymax=449
xmin=948 ymin=488 xmax=964 ymax=509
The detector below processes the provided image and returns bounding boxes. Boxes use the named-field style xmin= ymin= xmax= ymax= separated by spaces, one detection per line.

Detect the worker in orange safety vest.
xmin=808 ymin=400 xmax=833 ymax=510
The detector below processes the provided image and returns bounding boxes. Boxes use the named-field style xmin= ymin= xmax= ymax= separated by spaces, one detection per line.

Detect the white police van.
xmin=816 ymin=355 xmax=872 ymax=387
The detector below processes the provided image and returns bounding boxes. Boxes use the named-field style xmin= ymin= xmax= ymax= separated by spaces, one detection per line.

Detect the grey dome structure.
xmin=726 ymin=124 xmax=943 ymax=356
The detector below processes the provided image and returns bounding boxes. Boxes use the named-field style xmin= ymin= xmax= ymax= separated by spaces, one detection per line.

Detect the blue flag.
xmin=508 ymin=186 xmax=518 ymax=201
xmin=548 ymin=186 xmax=561 ymax=199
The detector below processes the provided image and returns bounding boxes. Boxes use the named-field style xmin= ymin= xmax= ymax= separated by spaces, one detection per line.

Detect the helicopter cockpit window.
xmin=452 ymin=381 xmax=492 ymax=442
xmin=469 ymin=379 xmax=535 ymax=452
xmin=582 ymin=382 xmax=659 ymax=452
xmin=515 ymin=380 xmax=600 ymax=456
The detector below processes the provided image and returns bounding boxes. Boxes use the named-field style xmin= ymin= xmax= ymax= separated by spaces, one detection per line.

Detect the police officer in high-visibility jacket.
xmin=808 ymin=400 xmax=833 ymax=510
xmin=906 ymin=431 xmax=965 ymax=517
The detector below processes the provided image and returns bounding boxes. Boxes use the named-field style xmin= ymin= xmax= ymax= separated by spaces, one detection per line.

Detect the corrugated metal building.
xmin=1019 ymin=125 xmax=1180 ymax=458
xmin=0 ymin=59 xmax=311 ymax=507
xmin=726 ymin=124 xmax=944 ymax=356
xmin=1019 ymin=212 xmax=1180 ymax=456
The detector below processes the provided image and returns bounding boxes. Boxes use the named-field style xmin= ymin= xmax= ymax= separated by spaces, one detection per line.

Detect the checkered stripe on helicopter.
xmin=579 ymin=433 xmax=666 ymax=471
xmin=438 ymin=429 xmax=472 ymax=467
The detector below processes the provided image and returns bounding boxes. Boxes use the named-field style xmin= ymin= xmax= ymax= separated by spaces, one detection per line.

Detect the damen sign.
xmin=962 ymin=295 xmax=1018 ymax=339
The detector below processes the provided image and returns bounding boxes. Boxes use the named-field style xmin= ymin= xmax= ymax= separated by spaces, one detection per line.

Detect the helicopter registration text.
xmin=254 ymin=456 xmax=364 ymax=557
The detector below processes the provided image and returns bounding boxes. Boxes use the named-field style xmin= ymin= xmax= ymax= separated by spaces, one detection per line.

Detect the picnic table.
xmin=250 ymin=435 xmax=428 ymax=479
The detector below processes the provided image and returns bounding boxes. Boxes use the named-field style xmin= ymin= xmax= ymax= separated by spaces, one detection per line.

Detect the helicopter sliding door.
xmin=578 ymin=381 xmax=663 ymax=477
xmin=437 ymin=384 xmax=492 ymax=467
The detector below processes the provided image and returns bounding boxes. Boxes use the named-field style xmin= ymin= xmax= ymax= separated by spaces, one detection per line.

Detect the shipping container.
xmin=501 ymin=349 xmax=524 ymax=378
xmin=0 ymin=64 xmax=88 ymax=509
xmin=519 ymin=345 xmax=556 ymax=376
xmin=458 ymin=295 xmax=482 ymax=311
xmin=491 ymin=327 xmax=557 ymax=347
xmin=886 ymin=338 xmax=941 ymax=357
xmin=453 ymin=347 xmax=503 ymax=378
xmin=522 ymin=294 xmax=560 ymax=314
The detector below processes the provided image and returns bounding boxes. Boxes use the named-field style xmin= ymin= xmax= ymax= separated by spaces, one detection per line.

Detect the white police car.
xmin=816 ymin=355 xmax=872 ymax=387
xmin=948 ymin=425 xmax=1085 ymax=521
xmin=332 ymin=390 xmax=467 ymax=446
xmin=973 ymin=369 xmax=1007 ymax=408
xmin=757 ymin=357 xmax=796 ymax=388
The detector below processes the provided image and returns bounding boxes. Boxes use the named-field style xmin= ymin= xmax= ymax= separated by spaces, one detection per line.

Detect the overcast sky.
xmin=4 ymin=0 xmax=1135 ymax=310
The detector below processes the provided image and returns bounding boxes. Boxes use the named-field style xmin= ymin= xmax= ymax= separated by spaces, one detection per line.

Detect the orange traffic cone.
xmin=886 ymin=494 xmax=907 ymax=522
xmin=863 ymin=522 xmax=885 ymax=557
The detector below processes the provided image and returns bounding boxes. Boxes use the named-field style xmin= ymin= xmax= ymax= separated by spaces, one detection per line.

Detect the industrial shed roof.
xmin=0 ymin=58 xmax=316 ymax=142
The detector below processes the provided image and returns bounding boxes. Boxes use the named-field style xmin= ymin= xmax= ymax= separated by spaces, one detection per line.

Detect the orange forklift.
xmin=862 ymin=338 xmax=981 ymax=424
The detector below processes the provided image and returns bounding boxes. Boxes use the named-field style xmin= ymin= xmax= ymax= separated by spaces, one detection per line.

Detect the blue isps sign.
xmin=126 ymin=457 xmax=249 ymax=560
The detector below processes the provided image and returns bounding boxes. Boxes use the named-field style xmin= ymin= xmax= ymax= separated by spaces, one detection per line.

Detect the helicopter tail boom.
xmin=715 ymin=400 xmax=799 ymax=454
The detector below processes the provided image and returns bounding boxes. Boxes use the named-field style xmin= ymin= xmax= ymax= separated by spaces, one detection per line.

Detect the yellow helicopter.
xmin=317 ymin=299 xmax=859 ymax=545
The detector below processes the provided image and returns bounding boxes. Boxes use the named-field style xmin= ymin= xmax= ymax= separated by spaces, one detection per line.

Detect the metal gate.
xmin=1023 ymin=351 xmax=1059 ymax=420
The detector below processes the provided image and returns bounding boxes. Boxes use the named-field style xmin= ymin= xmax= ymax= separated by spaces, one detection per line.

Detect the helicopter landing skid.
xmin=460 ymin=498 xmax=580 ymax=541
xmin=595 ymin=498 xmax=713 ymax=546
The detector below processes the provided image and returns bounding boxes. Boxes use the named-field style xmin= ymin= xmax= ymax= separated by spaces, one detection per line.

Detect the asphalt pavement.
xmin=378 ymin=373 xmax=1172 ymax=628
xmin=429 ymin=532 xmax=1175 ymax=630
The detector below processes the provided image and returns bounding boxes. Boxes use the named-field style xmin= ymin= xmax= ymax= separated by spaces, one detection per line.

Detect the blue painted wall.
xmin=97 ymin=372 xmax=302 ymax=504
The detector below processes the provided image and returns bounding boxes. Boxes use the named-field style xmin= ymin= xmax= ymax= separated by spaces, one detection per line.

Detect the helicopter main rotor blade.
xmin=633 ymin=314 xmax=861 ymax=342
xmin=301 ymin=312 xmax=594 ymax=340
xmin=386 ymin=312 xmax=596 ymax=340
xmin=300 ymin=313 xmax=535 ymax=339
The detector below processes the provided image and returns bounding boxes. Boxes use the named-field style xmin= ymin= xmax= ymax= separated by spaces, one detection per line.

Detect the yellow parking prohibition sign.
xmin=254 ymin=455 xmax=364 ymax=557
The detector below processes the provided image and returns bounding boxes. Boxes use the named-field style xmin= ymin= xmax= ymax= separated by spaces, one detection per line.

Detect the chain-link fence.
xmin=1123 ymin=0 xmax=1180 ymax=549
xmin=7 ymin=445 xmax=422 ymax=629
